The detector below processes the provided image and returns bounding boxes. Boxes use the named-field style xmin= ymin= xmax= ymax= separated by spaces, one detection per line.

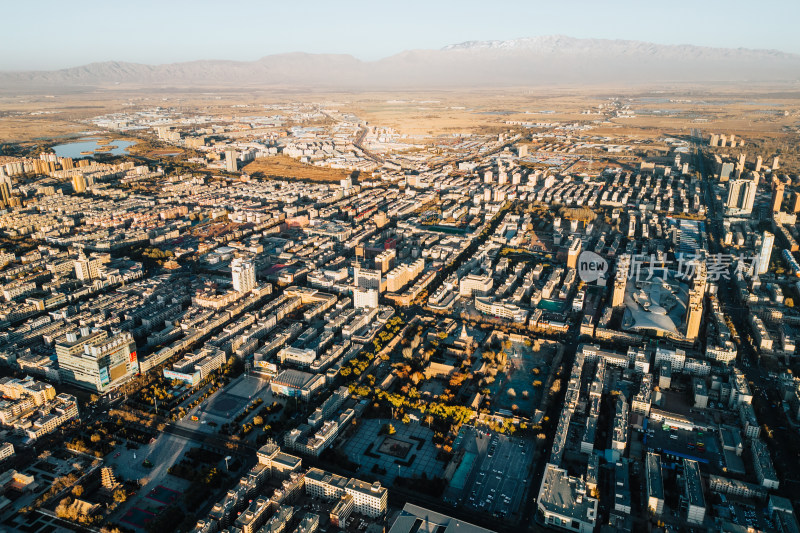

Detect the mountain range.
xmin=2 ymin=35 xmax=799 ymax=92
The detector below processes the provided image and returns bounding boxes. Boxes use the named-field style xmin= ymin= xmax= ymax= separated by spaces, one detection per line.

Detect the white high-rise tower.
xmin=231 ymin=258 xmax=256 ymax=293
xmin=758 ymin=231 xmax=774 ymax=275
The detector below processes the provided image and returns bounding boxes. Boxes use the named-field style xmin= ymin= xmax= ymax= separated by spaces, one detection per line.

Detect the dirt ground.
xmin=1 ymin=84 xmax=798 ymax=151
xmin=242 ymin=154 xmax=352 ymax=182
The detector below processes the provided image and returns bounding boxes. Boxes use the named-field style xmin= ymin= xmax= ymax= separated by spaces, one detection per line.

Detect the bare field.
xmin=335 ymin=87 xmax=800 ymax=139
xmin=242 ymin=155 xmax=351 ymax=182
xmin=0 ymin=116 xmax=85 ymax=144
xmin=0 ymin=85 xmax=797 ymax=147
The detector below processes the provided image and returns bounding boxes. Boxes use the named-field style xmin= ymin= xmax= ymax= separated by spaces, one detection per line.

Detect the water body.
xmin=52 ymin=138 xmax=136 ymax=159
xmin=538 ymin=299 xmax=566 ymax=312
xmin=426 ymin=225 xmax=470 ymax=235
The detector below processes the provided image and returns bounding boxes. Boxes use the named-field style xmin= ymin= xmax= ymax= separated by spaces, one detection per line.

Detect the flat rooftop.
xmin=683 ymin=459 xmax=705 ymax=508
xmin=305 ymin=467 xmax=348 ymax=490
xmin=646 ymin=452 xmax=664 ymax=500
xmin=537 ymin=463 xmax=597 ymax=523
xmin=389 ymin=503 xmax=495 ymax=533
xmin=345 ymin=477 xmax=387 ymax=499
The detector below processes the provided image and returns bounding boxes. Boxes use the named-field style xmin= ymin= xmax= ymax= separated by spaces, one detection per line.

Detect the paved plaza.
xmin=105 ymin=433 xmax=192 ymax=529
xmin=343 ymin=419 xmax=446 ymax=485
xmin=179 ymin=374 xmax=275 ymax=434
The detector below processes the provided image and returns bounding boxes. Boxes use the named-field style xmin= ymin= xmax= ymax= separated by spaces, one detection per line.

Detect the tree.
xmin=72 ymin=485 xmax=84 ymax=497
xmin=112 ymin=488 xmax=127 ymax=503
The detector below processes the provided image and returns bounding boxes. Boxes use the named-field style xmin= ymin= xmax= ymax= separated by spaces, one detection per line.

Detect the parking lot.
xmin=645 ymin=422 xmax=725 ymax=473
xmin=727 ymin=500 xmax=775 ymax=531
xmin=455 ymin=428 xmax=533 ymax=519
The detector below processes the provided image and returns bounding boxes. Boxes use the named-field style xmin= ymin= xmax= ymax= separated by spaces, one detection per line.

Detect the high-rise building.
xmin=353 ymin=287 xmax=378 ymax=309
xmin=734 ymin=153 xmax=747 ymax=179
xmin=686 ymin=300 xmax=703 ymax=341
xmin=354 ymin=266 xmax=382 ymax=291
xmin=374 ymin=249 xmax=396 ymax=273
xmin=74 ymin=252 xmax=102 ymax=281
xmin=0 ymin=172 xmax=11 ymax=207
xmin=567 ymin=236 xmax=582 ymax=269
xmin=772 ymin=181 xmax=784 ymax=213
xmin=0 ymin=183 xmax=10 ymax=208
xmin=725 ymin=176 xmax=758 ymax=216
xmin=791 ymin=191 xmax=800 ymax=213
xmin=772 ymin=156 xmax=780 ymax=171
xmin=719 ymin=161 xmax=735 ymax=181
xmin=755 ymin=156 xmax=763 ymax=173
xmin=225 ymin=149 xmax=239 ymax=172
xmin=71 ymin=174 xmax=87 ymax=194
xmin=612 ymin=255 xmax=630 ymax=307
xmin=685 ymin=261 xmax=706 ymax=341
xmin=758 ymin=232 xmax=774 ymax=275
xmin=231 ymin=258 xmax=256 ymax=293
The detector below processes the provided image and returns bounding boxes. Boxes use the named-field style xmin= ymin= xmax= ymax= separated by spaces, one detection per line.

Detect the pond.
xmin=52 ymin=138 xmax=136 ymax=159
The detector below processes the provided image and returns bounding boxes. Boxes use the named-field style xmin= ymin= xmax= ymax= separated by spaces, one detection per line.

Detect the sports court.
xmin=146 ymin=484 xmax=182 ymax=505
xmin=121 ymin=507 xmax=156 ymax=529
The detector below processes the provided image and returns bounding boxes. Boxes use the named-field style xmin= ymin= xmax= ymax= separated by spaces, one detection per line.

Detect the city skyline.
xmin=1 ymin=85 xmax=800 ymax=532
xmin=1 ymin=3 xmax=800 ymax=531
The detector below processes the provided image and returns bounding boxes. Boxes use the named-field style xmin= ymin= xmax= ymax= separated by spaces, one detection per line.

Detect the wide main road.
xmin=354 ymin=126 xmax=385 ymax=165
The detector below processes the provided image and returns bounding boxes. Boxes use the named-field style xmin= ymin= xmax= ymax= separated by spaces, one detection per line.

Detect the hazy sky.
xmin=2 ymin=0 xmax=799 ymax=71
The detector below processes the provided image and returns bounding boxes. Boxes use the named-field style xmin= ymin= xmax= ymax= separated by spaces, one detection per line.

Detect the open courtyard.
xmin=342 ymin=418 xmax=446 ymax=485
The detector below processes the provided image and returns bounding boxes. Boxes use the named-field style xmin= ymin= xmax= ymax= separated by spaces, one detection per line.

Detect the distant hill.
xmin=2 ymin=35 xmax=799 ymax=92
